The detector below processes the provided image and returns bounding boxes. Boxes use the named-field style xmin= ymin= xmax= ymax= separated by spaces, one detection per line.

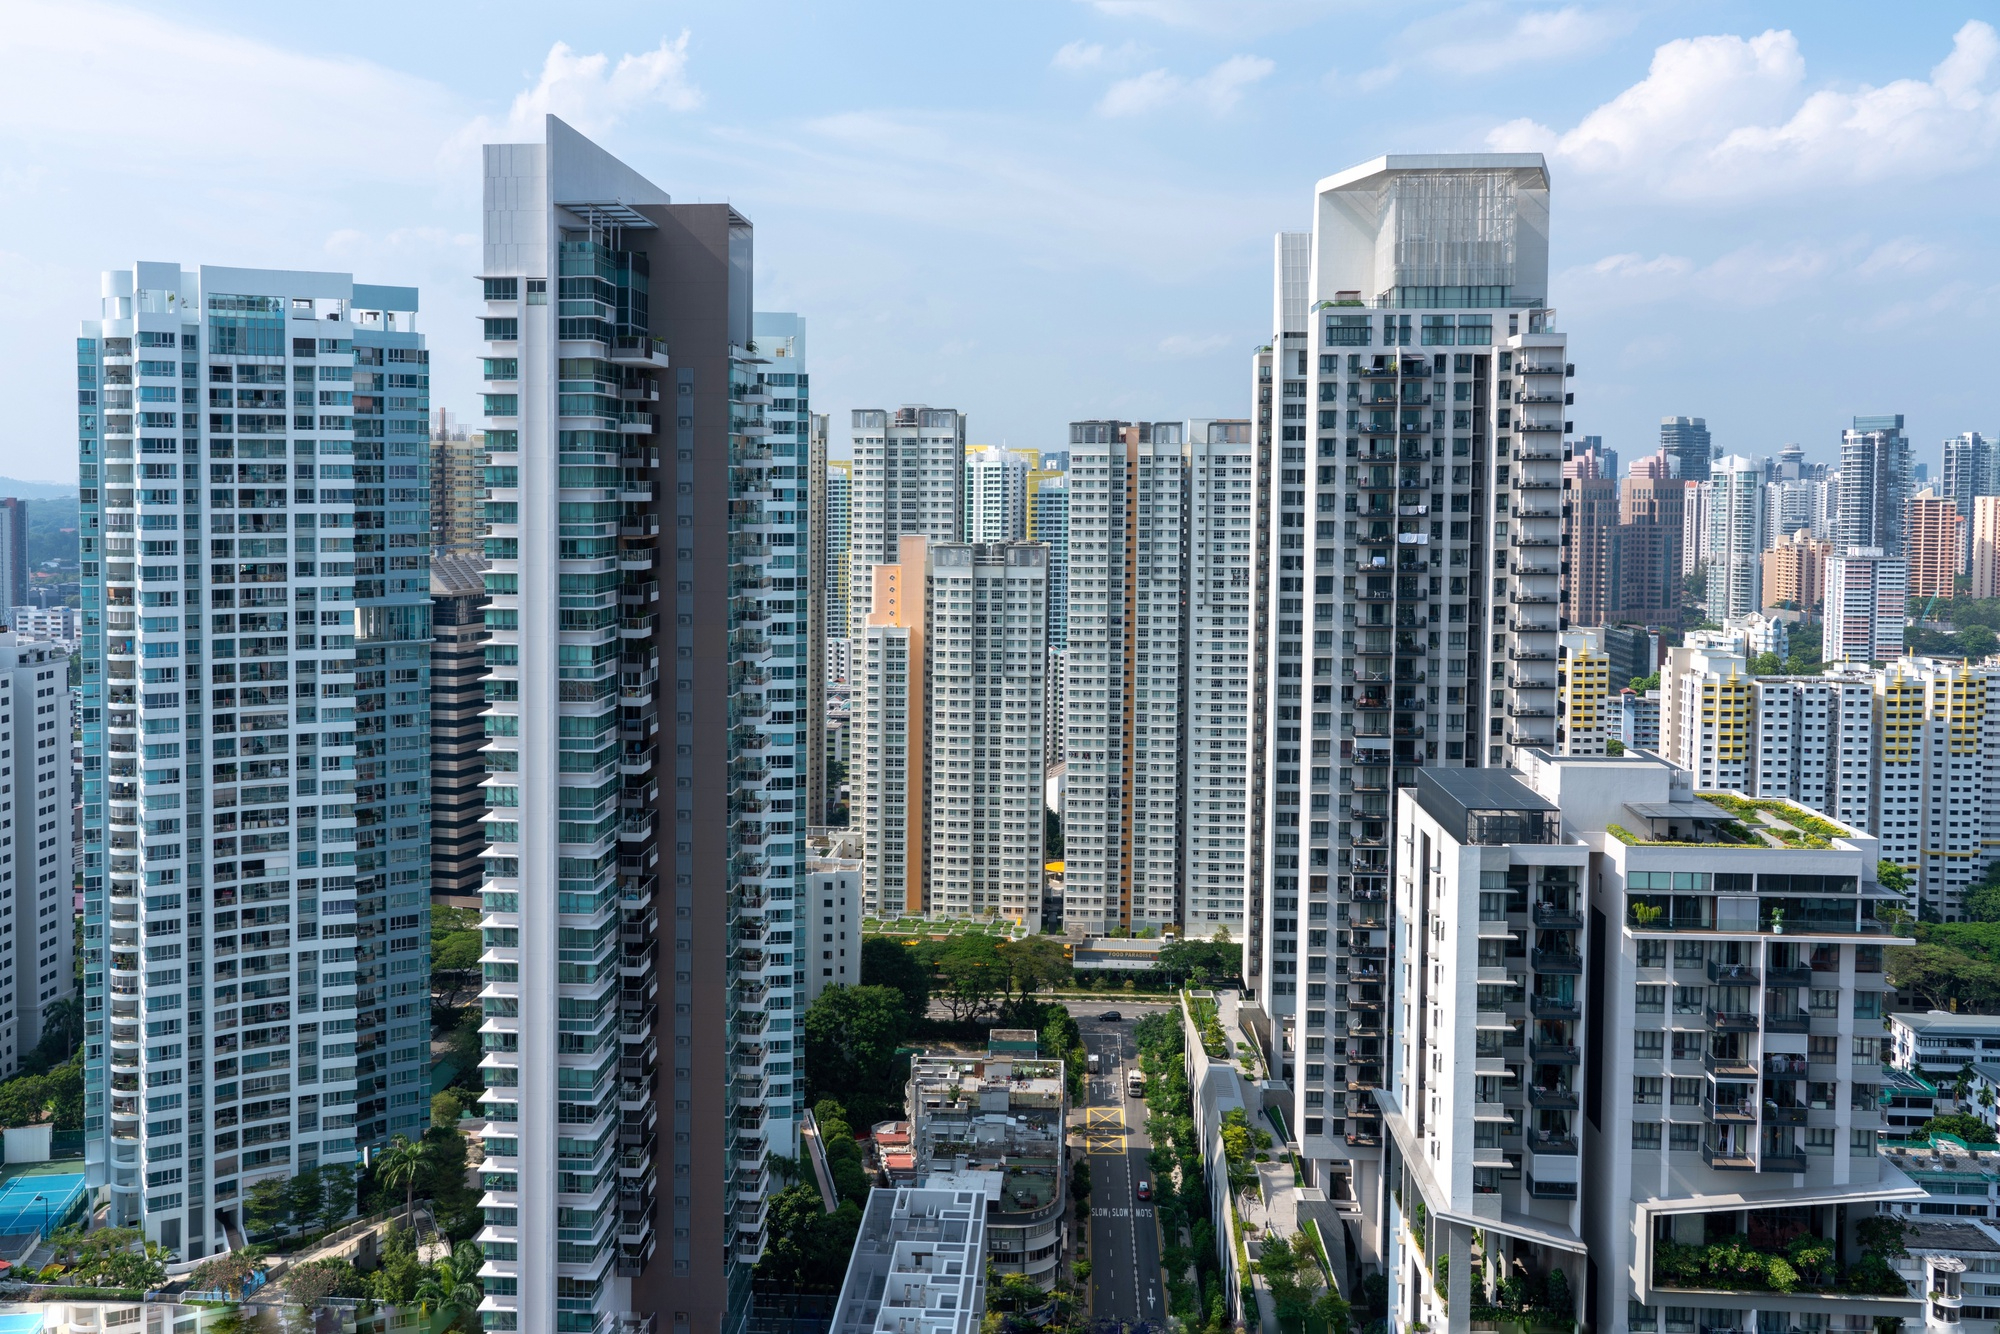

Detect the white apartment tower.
xmin=0 ymin=633 xmax=75 ymax=1080
xmin=1838 ymin=414 xmax=1911 ymax=554
xmin=848 ymin=407 xmax=965 ymax=637
xmin=1749 ymin=672 xmax=1876 ymax=831
xmin=1705 ymin=453 xmax=1765 ymax=622
xmin=80 ymin=262 xmax=432 ymax=1258
xmin=1062 ymin=420 xmax=1186 ymax=936
xmin=825 ymin=459 xmax=852 ymax=657
xmin=1183 ymin=419 xmax=1255 ymax=932
xmin=1943 ymin=431 xmax=1995 ymax=559
xmin=1027 ymin=471 xmax=1068 ymax=651
xmin=1870 ymin=659 xmax=2000 ymax=921
xmin=475 ymin=117 xmax=788 ymax=1332
xmin=1661 ymin=637 xmax=1753 ymax=793
xmin=1824 ymin=546 xmax=1906 ymax=662
xmin=854 ymin=537 xmax=1047 ymax=924
xmin=964 ymin=446 xmax=1028 ymax=542
xmin=1248 ymin=155 xmax=1569 ymax=1207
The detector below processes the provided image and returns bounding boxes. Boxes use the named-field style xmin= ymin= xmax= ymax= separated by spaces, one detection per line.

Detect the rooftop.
xmin=1902 ymin=1219 xmax=2000 ymax=1255
xmin=1893 ymin=1011 xmax=2000 ymax=1034
xmin=1411 ymin=768 xmax=1561 ymax=845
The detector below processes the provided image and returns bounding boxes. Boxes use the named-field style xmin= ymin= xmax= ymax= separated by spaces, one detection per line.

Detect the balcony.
xmin=1760 ymin=1151 xmax=1808 ymax=1174
xmin=1528 ymin=1040 xmax=1578 ymax=1065
xmin=1525 ymin=1173 xmax=1577 ymax=1200
xmin=1764 ymin=1054 xmax=1809 ymax=1078
xmin=1527 ymin=1129 xmax=1578 ymax=1155
xmin=1702 ymin=1094 xmax=1757 ymax=1123
xmin=1531 ymin=949 xmax=1581 ymax=975
xmin=1533 ymin=902 xmax=1581 ymax=929
xmin=1767 ymin=964 xmax=1813 ymax=986
xmin=1530 ymin=993 xmax=1579 ymax=1018
xmin=1707 ymin=961 xmax=1759 ymax=985
xmin=1762 ymin=1102 xmax=1807 ymax=1126
xmin=1527 ymin=1085 xmax=1577 ymax=1110
xmin=1702 ymin=1142 xmax=1757 ymax=1172
xmin=1704 ymin=1050 xmax=1758 ymax=1079
xmin=1765 ymin=1006 xmax=1811 ymax=1034
xmin=1705 ymin=1004 xmax=1759 ymax=1032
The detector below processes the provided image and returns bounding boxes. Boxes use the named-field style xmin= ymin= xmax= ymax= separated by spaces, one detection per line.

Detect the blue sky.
xmin=2 ymin=1 xmax=1997 ymax=482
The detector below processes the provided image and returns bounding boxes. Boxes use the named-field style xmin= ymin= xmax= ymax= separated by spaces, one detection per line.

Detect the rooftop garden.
xmin=1699 ymin=793 xmax=1846 ymax=848
xmin=1651 ymin=1217 xmax=1909 ymax=1297
xmin=1186 ymin=992 xmax=1229 ymax=1060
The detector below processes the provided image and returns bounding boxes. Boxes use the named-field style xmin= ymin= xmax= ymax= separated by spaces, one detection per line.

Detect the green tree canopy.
xmin=1002 ymin=935 xmax=1073 ymax=997
xmin=759 ymin=1183 xmax=865 ymax=1288
xmin=861 ymin=937 xmax=932 ymax=1021
xmin=924 ymin=935 xmax=1007 ymax=1021
xmin=1156 ymin=939 xmax=1240 ymax=988
xmin=804 ymin=985 xmax=914 ymax=1128
xmin=1921 ymin=1113 xmax=1999 ymax=1145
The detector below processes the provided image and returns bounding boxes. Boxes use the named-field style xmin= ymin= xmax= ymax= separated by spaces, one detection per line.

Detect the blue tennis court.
xmin=0 ymin=1173 xmax=86 ymax=1239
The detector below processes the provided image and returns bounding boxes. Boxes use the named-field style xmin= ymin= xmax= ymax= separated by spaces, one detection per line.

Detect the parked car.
xmin=1098 ymin=1011 xmax=1123 ymax=1022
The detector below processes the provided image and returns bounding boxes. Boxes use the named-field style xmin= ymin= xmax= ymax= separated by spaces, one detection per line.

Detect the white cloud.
xmin=1157 ymin=333 xmax=1233 ymax=358
xmin=1084 ymin=0 xmax=1341 ymax=35
xmin=1564 ymin=234 xmax=1960 ymax=310
xmin=1489 ymin=21 xmax=2000 ymax=198
xmin=1418 ymin=4 xmax=1632 ymax=75
xmin=483 ymin=34 xmax=703 ymax=141
xmin=1099 ymin=54 xmax=1274 ymax=116
xmin=1052 ymin=39 xmax=1150 ymax=71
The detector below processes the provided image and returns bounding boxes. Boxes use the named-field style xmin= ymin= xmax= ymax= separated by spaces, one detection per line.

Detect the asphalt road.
xmin=1070 ymin=1001 xmax=1173 ymax=1330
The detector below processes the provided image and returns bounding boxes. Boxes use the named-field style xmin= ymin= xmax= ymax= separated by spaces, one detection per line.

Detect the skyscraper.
xmin=751 ymin=314 xmax=821 ymax=832
xmin=1063 ymin=419 xmax=1186 ymax=937
xmin=1249 ymin=154 xmax=1569 ymax=1224
xmin=806 ymin=412 xmax=829 ymax=826
xmin=80 ymin=261 xmax=429 ymax=1257
xmin=1905 ymin=493 xmax=1963 ymax=604
xmin=1182 ymin=419 xmax=1254 ymax=933
xmin=1974 ymin=496 xmax=2000 ymax=599
xmin=474 ymin=115 xmax=785 ymax=1331
xmin=1838 ymin=413 xmax=1912 ymax=554
xmin=1610 ymin=474 xmax=1684 ymax=627
xmin=964 ymin=445 xmax=1028 ymax=542
xmin=1943 ymin=431 xmax=1996 ymax=558
xmin=1705 ymin=454 xmax=1765 ymax=622
xmin=429 ymin=554 xmax=489 ymax=904
xmin=1563 ymin=472 xmax=1618 ymax=627
xmin=0 ymin=498 xmax=28 ymax=612
xmin=0 ymin=632 xmax=74 ymax=1080
xmin=1659 ymin=414 xmax=1711 ymax=483
xmin=824 ymin=458 xmax=852 ymax=650
xmin=1824 ymin=547 xmax=1906 ymax=662
xmin=429 ymin=411 xmax=487 ymax=559
xmin=1026 ymin=470 xmax=1068 ymax=651
xmin=848 ymin=406 xmax=965 ymax=636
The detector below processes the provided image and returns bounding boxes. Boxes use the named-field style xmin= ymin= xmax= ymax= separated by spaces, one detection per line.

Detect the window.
xmin=483 ymin=318 xmax=519 ymax=341
xmin=1809 ymin=988 xmax=1839 ymax=1015
xmin=1668 ymin=1124 xmax=1701 ymax=1152
xmin=1671 ymin=1032 xmax=1702 ymax=1061
xmin=1628 ymin=1303 xmax=1657 ymax=1331
xmin=1634 ymin=985 xmax=1665 ymax=1014
xmin=1633 ymin=1077 xmax=1662 ymax=1104
xmin=1852 ymin=1036 xmax=1880 ymax=1063
xmin=483 ymin=277 xmax=519 ymax=301
xmin=1631 ymin=1122 xmax=1661 ymax=1150
xmin=1805 ymin=1127 xmax=1836 ymax=1156
xmin=1809 ymin=1035 xmax=1839 ymax=1063
xmin=1636 ymin=939 xmax=1666 ymax=968
xmin=1673 ymin=986 xmax=1705 ymax=1014
xmin=1634 ymin=1032 xmax=1664 ymax=1059
xmin=1854 ymin=991 xmax=1882 ymax=1019
xmin=1851 ymin=1128 xmax=1878 ymax=1157
xmin=1670 ymin=1078 xmax=1701 ymax=1107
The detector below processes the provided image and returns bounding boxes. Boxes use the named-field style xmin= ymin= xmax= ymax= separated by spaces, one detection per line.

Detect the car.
xmin=1135 ymin=1180 xmax=1152 ymax=1201
xmin=1098 ymin=1011 xmax=1123 ymax=1022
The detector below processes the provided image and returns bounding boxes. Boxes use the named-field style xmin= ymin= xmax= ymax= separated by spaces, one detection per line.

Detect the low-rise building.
xmin=830 ymin=1182 xmax=990 ymax=1334
xmin=1891 ymin=1012 xmax=2000 ymax=1086
xmin=905 ymin=1042 xmax=1068 ymax=1289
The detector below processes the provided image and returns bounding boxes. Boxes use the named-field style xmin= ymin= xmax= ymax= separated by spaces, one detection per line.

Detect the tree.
xmin=245 ymin=1176 xmax=291 ymax=1237
xmin=1629 ymin=671 xmax=1660 ymax=693
xmin=284 ymin=1166 xmax=325 ymax=1232
xmin=1749 ymin=652 xmax=1783 ymax=676
xmin=759 ymin=1183 xmax=865 ymax=1287
xmin=927 ymin=935 xmax=1007 ymax=1021
xmin=1157 ymin=940 xmax=1239 ymax=988
xmin=803 ymin=985 xmax=914 ymax=1128
xmin=1920 ymin=1113 xmax=1999 ymax=1145
xmin=376 ymin=1133 xmax=429 ymax=1222
xmin=430 ymin=929 xmax=483 ymax=1011
xmin=1964 ymin=624 xmax=2000 ymax=658
xmin=1003 ymin=935 xmax=1072 ymax=998
xmin=369 ymin=1223 xmax=425 ymax=1305
xmin=1878 ymin=860 xmax=1911 ymax=898
xmin=417 ymin=1125 xmax=482 ymax=1241
xmin=1966 ymin=880 xmax=2000 ymax=923
xmin=313 ymin=1160 xmax=359 ymax=1234
xmin=417 ymin=1241 xmax=486 ymax=1324
xmin=861 ymin=937 xmax=932 ymax=1021
xmin=188 ymin=1250 xmax=261 ymax=1299
xmin=284 ymin=1258 xmax=366 ymax=1306
xmin=35 ymin=997 xmax=82 ymax=1064
xmin=1889 ymin=943 xmax=2000 ymax=1012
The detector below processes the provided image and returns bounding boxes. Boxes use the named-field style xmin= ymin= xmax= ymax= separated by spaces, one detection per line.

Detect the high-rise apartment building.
xmin=1839 ymin=414 xmax=1912 ymax=554
xmin=1564 ymin=472 xmax=1618 ymax=627
xmin=0 ymin=499 xmax=27 ymax=612
xmin=1611 ymin=474 xmax=1684 ymax=627
xmin=848 ymin=406 xmax=965 ymax=636
xmin=1705 ymin=454 xmax=1765 ymax=622
xmin=1825 ymin=547 xmax=1906 ymax=662
xmin=1681 ymin=476 xmax=1710 ymax=577
xmin=474 ymin=116 xmax=791 ymax=1331
xmin=1659 ymin=414 xmax=1712 ymax=484
xmin=0 ymin=633 xmax=75 ymax=1080
xmin=1975 ymin=495 xmax=2000 ymax=599
xmin=1026 ymin=470 xmax=1068 ymax=651
xmin=1248 ymin=154 xmax=1568 ymax=1214
xmin=964 ymin=446 xmax=1028 ymax=542
xmin=825 ymin=458 xmax=852 ymax=656
xmin=1556 ymin=627 xmax=1611 ymax=754
xmin=429 ymin=554 xmax=488 ymax=905
xmin=1870 ymin=659 xmax=2000 ymax=920
xmin=1764 ymin=477 xmax=1815 ymax=545
xmin=1943 ymin=431 xmax=1995 ymax=554
xmin=1761 ymin=528 xmax=1829 ymax=611
xmin=1662 ymin=637 xmax=1753 ymax=791
xmin=1183 ymin=419 xmax=1254 ymax=933
xmin=1063 ymin=419 xmax=1186 ymax=937
xmin=853 ymin=536 xmax=1047 ymax=923
xmin=79 ymin=262 xmax=430 ymax=1257
xmin=1905 ymin=492 xmax=1963 ymax=603
xmin=430 ymin=411 xmax=487 ymax=559
xmin=1748 ymin=671 xmax=1876 ymax=829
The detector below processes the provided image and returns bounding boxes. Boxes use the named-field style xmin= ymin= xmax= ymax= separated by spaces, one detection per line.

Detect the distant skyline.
xmin=4 ymin=2 xmax=2000 ymax=480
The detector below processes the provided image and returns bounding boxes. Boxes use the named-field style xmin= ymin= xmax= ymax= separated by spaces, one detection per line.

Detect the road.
xmin=1070 ymin=1001 xmax=1173 ymax=1331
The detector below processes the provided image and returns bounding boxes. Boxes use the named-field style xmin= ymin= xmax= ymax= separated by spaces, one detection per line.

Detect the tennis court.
xmin=0 ymin=1172 xmax=86 ymax=1239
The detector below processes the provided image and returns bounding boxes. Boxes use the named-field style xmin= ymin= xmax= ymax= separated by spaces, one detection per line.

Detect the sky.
xmin=2 ymin=1 xmax=1998 ymax=483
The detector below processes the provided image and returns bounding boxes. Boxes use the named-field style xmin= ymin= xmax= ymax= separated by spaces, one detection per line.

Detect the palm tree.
xmin=417 ymin=1241 xmax=484 ymax=1323
xmin=375 ymin=1134 xmax=428 ymax=1223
